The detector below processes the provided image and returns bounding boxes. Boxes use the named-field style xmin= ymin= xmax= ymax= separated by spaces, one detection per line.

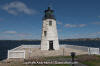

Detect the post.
xmin=63 ymin=48 xmax=64 ymax=56
xmin=71 ymin=52 xmax=76 ymax=66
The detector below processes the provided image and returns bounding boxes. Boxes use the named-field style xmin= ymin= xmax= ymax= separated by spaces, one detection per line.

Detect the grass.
xmin=44 ymin=56 xmax=72 ymax=60
xmin=1 ymin=55 xmax=100 ymax=66
xmin=0 ymin=63 xmax=70 ymax=66
xmin=77 ymin=55 xmax=100 ymax=66
xmin=25 ymin=64 xmax=70 ymax=66
xmin=82 ymin=61 xmax=100 ymax=66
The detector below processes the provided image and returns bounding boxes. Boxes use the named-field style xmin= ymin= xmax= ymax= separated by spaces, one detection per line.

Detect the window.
xmin=44 ymin=31 xmax=47 ymax=36
xmin=49 ymin=21 xmax=52 ymax=26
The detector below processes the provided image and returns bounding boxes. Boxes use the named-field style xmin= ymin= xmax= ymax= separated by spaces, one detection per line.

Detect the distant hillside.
xmin=62 ymin=38 xmax=100 ymax=41
xmin=0 ymin=38 xmax=100 ymax=41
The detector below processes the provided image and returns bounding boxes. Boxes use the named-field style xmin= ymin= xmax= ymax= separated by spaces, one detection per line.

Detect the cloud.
xmin=2 ymin=30 xmax=32 ymax=36
xmin=64 ymin=24 xmax=77 ymax=28
xmin=0 ymin=30 xmax=33 ymax=40
xmin=3 ymin=30 xmax=17 ymax=34
xmin=97 ymin=16 xmax=100 ymax=18
xmin=0 ymin=18 xmax=3 ymax=21
xmin=57 ymin=21 xmax=62 ymax=25
xmin=58 ymin=29 xmax=62 ymax=32
xmin=74 ymin=32 xmax=100 ymax=37
xmin=17 ymin=33 xmax=32 ymax=36
xmin=79 ymin=24 xmax=86 ymax=27
xmin=96 ymin=32 xmax=100 ymax=34
xmin=92 ymin=22 xmax=100 ymax=25
xmin=2 ymin=1 xmax=37 ymax=15
xmin=0 ymin=35 xmax=14 ymax=40
xmin=0 ymin=33 xmax=32 ymax=40
xmin=64 ymin=24 xmax=86 ymax=28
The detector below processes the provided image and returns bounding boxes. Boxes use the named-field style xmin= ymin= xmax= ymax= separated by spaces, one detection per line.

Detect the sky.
xmin=0 ymin=0 xmax=100 ymax=40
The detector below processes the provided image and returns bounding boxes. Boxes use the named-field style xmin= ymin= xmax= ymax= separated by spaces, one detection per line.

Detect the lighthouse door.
xmin=49 ymin=41 xmax=54 ymax=50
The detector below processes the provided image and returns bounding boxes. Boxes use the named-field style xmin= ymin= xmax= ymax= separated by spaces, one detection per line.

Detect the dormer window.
xmin=49 ymin=21 xmax=52 ymax=26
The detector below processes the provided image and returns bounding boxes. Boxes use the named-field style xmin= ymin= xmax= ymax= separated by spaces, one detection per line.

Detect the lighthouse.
xmin=41 ymin=7 xmax=60 ymax=50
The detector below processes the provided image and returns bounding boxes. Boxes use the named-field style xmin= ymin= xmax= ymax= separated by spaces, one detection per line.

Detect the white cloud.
xmin=64 ymin=24 xmax=77 ymax=28
xmin=2 ymin=1 xmax=37 ymax=15
xmin=2 ymin=30 xmax=32 ymax=36
xmin=58 ymin=29 xmax=62 ymax=32
xmin=3 ymin=30 xmax=17 ymax=34
xmin=0 ymin=35 xmax=14 ymax=40
xmin=57 ymin=21 xmax=62 ymax=25
xmin=74 ymin=32 xmax=100 ymax=37
xmin=97 ymin=16 xmax=100 ymax=18
xmin=0 ymin=18 xmax=3 ymax=21
xmin=79 ymin=24 xmax=86 ymax=27
xmin=17 ymin=33 xmax=32 ymax=36
xmin=92 ymin=22 xmax=100 ymax=25
xmin=64 ymin=24 xmax=86 ymax=28
xmin=0 ymin=33 xmax=32 ymax=40
xmin=96 ymin=32 xmax=100 ymax=34
xmin=0 ymin=30 xmax=33 ymax=40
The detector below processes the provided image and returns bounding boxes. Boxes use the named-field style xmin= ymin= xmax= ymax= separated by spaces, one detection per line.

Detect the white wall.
xmin=8 ymin=50 xmax=25 ymax=59
xmin=88 ymin=48 xmax=100 ymax=55
xmin=41 ymin=19 xmax=59 ymax=50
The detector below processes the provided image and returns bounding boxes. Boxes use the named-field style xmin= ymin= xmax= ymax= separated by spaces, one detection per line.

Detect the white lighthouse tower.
xmin=41 ymin=7 xmax=60 ymax=50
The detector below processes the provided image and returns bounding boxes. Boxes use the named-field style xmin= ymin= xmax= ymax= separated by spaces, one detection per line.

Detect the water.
xmin=0 ymin=40 xmax=100 ymax=60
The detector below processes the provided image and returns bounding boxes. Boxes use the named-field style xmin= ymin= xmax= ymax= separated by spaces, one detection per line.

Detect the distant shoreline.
xmin=0 ymin=38 xmax=100 ymax=41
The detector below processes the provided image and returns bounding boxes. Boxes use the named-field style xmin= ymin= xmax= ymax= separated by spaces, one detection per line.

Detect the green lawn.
xmin=82 ymin=61 xmax=100 ymax=66
xmin=0 ymin=63 xmax=70 ymax=66
xmin=1 ymin=55 xmax=100 ymax=66
xmin=77 ymin=55 xmax=100 ymax=66
xmin=26 ymin=64 xmax=70 ymax=66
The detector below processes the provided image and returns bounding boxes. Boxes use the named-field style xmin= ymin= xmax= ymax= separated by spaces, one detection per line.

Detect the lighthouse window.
xmin=44 ymin=31 xmax=47 ymax=36
xmin=49 ymin=21 xmax=52 ymax=26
